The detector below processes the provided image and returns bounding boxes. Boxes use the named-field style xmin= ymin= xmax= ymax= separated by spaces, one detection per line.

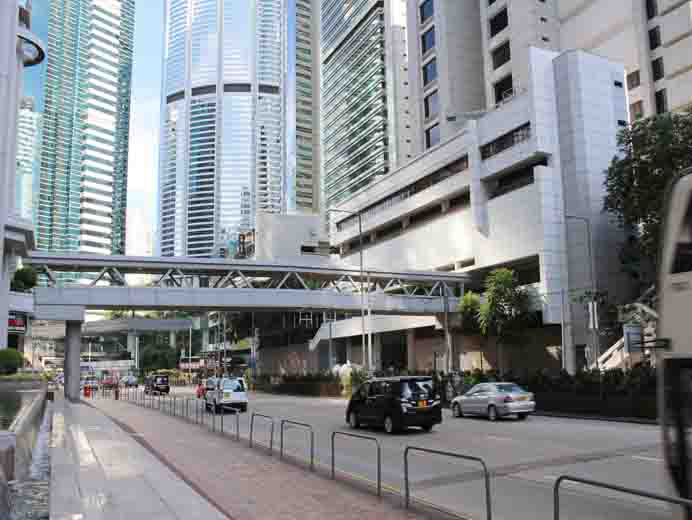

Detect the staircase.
xmin=594 ymin=286 xmax=658 ymax=370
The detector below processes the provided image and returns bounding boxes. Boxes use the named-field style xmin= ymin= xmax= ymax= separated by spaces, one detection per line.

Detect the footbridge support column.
xmin=65 ymin=320 xmax=82 ymax=401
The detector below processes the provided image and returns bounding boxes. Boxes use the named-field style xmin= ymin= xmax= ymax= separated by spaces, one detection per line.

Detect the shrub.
xmin=0 ymin=349 xmax=25 ymax=375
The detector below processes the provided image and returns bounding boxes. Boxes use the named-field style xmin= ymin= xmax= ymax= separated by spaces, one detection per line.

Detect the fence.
xmin=280 ymin=420 xmax=314 ymax=470
xmin=553 ymin=475 xmax=692 ymax=520
xmin=331 ymin=431 xmax=381 ymax=497
xmin=249 ymin=412 xmax=274 ymax=453
xmin=404 ymin=446 xmax=492 ymax=520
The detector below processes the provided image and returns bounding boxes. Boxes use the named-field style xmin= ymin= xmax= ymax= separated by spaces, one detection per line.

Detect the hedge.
xmin=0 ymin=349 xmax=25 ymax=375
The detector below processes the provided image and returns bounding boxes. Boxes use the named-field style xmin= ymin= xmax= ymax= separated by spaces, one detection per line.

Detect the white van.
xmin=205 ymin=377 xmax=248 ymax=413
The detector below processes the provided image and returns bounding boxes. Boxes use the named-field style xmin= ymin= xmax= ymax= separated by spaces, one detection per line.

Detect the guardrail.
xmin=554 ymin=475 xmax=692 ymax=520
xmin=331 ymin=431 xmax=381 ymax=497
xmin=250 ymin=412 xmax=274 ymax=454
xmin=221 ymin=407 xmax=241 ymax=441
xmin=280 ymin=420 xmax=314 ymax=471
xmin=404 ymin=446 xmax=492 ymax=520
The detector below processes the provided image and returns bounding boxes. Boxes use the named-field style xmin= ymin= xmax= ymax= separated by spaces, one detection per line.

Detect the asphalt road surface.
xmin=160 ymin=389 xmax=669 ymax=520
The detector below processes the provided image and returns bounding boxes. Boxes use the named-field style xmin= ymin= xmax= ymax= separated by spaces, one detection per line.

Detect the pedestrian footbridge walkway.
xmin=53 ymin=393 xmax=427 ymax=520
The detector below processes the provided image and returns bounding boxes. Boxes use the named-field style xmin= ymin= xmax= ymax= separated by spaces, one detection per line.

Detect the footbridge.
xmin=23 ymin=252 xmax=468 ymax=399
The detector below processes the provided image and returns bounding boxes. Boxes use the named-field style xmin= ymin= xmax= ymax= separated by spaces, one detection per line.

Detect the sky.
xmin=126 ymin=1 xmax=165 ymax=255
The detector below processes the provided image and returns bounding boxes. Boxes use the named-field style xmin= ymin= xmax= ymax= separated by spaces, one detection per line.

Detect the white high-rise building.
xmin=15 ymin=97 xmax=41 ymax=223
xmin=405 ymin=0 xmax=692 ymax=149
xmin=159 ymin=0 xmax=287 ymax=258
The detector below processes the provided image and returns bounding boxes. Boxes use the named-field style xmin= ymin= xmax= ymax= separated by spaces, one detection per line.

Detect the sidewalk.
xmin=51 ymin=394 xmax=228 ymax=520
xmin=86 ymin=397 xmax=428 ymax=520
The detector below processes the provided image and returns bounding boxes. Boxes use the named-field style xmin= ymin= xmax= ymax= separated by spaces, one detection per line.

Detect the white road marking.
xmin=631 ymin=455 xmax=663 ymax=463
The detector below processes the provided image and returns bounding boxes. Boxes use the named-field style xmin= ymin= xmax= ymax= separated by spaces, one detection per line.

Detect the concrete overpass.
xmin=23 ymin=252 xmax=468 ymax=400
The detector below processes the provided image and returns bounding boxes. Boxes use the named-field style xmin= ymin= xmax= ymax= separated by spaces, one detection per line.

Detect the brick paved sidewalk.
xmin=92 ymin=398 xmax=430 ymax=520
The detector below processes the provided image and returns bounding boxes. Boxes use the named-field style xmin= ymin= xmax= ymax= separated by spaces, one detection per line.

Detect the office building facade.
xmin=320 ymin=0 xmax=413 ymax=209
xmin=159 ymin=0 xmax=286 ymax=258
xmin=286 ymin=0 xmax=320 ymax=214
xmin=37 ymin=0 xmax=134 ymax=257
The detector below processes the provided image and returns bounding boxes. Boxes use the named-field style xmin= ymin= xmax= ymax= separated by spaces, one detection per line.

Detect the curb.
xmin=534 ymin=411 xmax=657 ymax=425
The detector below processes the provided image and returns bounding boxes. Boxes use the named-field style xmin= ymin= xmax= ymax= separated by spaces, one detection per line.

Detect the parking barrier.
xmin=249 ymin=413 xmax=274 ymax=454
xmin=280 ymin=420 xmax=314 ymax=471
xmin=404 ymin=447 xmax=491 ymax=520
xmin=554 ymin=475 xmax=692 ymax=520
xmin=331 ymin=432 xmax=381 ymax=496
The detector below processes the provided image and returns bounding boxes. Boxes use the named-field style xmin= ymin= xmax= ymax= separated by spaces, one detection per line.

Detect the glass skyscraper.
xmin=37 ymin=0 xmax=135 ymax=257
xmin=159 ymin=0 xmax=287 ymax=258
xmin=15 ymin=97 xmax=41 ymax=223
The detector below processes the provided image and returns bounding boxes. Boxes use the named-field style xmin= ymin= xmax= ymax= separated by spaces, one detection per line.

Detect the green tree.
xmin=458 ymin=291 xmax=481 ymax=333
xmin=478 ymin=268 xmax=535 ymax=374
xmin=10 ymin=266 xmax=37 ymax=293
xmin=603 ymin=112 xmax=692 ymax=266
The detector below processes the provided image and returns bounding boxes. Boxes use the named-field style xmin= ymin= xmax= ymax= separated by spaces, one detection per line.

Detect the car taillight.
xmin=503 ymin=396 xmax=513 ymax=403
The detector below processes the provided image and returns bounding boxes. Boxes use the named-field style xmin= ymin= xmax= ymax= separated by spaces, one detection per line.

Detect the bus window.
xmin=672 ymin=198 xmax=692 ymax=274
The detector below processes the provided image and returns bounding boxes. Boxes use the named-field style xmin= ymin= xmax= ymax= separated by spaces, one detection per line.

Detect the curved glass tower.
xmin=159 ymin=0 xmax=286 ymax=258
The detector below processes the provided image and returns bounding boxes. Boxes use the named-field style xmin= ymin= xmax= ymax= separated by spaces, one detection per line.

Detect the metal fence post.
xmin=220 ymin=407 xmax=224 ymax=434
xmin=279 ymin=420 xmax=315 ymax=471
xmin=553 ymin=475 xmax=692 ymax=520
xmin=250 ymin=413 xmax=274 ymax=454
xmin=404 ymin=447 xmax=491 ymax=520
xmin=331 ymin=432 xmax=381 ymax=496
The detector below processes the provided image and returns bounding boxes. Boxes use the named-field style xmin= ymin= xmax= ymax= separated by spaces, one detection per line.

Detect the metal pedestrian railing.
xmin=553 ymin=475 xmax=692 ymax=520
xmin=404 ymin=446 xmax=492 ymax=520
xmin=331 ymin=431 xmax=381 ymax=497
xmin=249 ymin=412 xmax=274 ymax=454
xmin=280 ymin=420 xmax=315 ymax=471
xmin=221 ymin=407 xmax=241 ymax=441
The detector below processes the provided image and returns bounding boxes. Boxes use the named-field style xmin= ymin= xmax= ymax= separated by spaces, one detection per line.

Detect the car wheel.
xmin=422 ymin=424 xmax=433 ymax=432
xmin=452 ymin=402 xmax=463 ymax=418
xmin=517 ymin=413 xmax=528 ymax=420
xmin=384 ymin=415 xmax=396 ymax=434
xmin=488 ymin=405 xmax=498 ymax=422
xmin=348 ymin=411 xmax=360 ymax=429
xmin=214 ymin=401 xmax=220 ymax=414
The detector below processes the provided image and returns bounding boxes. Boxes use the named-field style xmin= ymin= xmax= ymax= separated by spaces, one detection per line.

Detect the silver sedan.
xmin=451 ymin=382 xmax=535 ymax=421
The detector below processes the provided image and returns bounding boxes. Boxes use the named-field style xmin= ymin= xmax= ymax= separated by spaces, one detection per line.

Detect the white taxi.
xmin=205 ymin=377 xmax=248 ymax=413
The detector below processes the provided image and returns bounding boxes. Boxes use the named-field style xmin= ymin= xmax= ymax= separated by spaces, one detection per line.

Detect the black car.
xmin=144 ymin=374 xmax=170 ymax=395
xmin=346 ymin=376 xmax=442 ymax=434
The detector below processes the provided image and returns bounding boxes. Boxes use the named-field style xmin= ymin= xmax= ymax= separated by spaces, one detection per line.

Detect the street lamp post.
xmin=327 ymin=208 xmax=368 ymax=371
xmin=566 ymin=215 xmax=597 ymax=367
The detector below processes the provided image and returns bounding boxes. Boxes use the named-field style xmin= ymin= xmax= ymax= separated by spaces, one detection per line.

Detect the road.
xmin=150 ymin=389 xmax=668 ymax=520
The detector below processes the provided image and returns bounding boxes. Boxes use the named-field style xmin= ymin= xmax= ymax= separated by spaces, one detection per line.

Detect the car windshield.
xmin=401 ymin=379 xmax=434 ymax=399
xmin=223 ymin=379 xmax=245 ymax=392
xmin=495 ymin=383 xmax=525 ymax=393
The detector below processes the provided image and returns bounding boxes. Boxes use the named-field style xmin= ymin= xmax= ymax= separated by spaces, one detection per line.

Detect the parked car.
xmin=204 ymin=377 xmax=248 ymax=413
xmin=144 ymin=374 xmax=170 ymax=395
xmin=120 ymin=375 xmax=138 ymax=387
xmin=451 ymin=382 xmax=535 ymax=421
xmin=346 ymin=376 xmax=442 ymax=434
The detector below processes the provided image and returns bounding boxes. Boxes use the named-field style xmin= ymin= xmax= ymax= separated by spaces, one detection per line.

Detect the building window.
xmin=425 ymin=124 xmax=441 ymax=149
xmin=493 ymin=74 xmax=513 ymax=104
xmin=424 ymin=90 xmax=439 ymax=119
xmin=649 ymin=26 xmax=661 ymax=50
xmin=652 ymin=57 xmax=665 ymax=81
xmin=492 ymin=40 xmax=511 ymax=69
xmin=630 ymin=100 xmax=644 ymax=120
xmin=488 ymin=164 xmax=536 ymax=199
xmin=646 ymin=0 xmax=658 ymax=19
xmin=655 ymin=88 xmax=668 ymax=114
xmin=422 ymin=58 xmax=438 ymax=86
xmin=627 ymin=70 xmax=641 ymax=90
xmin=480 ymin=122 xmax=531 ymax=160
xmin=489 ymin=8 xmax=509 ymax=38
xmin=421 ymin=27 xmax=435 ymax=54
xmin=419 ymin=0 xmax=433 ymax=23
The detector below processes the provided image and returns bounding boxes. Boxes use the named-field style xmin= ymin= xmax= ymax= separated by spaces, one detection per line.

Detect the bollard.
xmin=173 ymin=396 xmax=177 ymax=416
xmin=220 ymin=407 xmax=224 ymax=434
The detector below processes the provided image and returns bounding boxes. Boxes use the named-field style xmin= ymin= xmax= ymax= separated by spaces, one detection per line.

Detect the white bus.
xmin=658 ymin=167 xmax=692 ymax=519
